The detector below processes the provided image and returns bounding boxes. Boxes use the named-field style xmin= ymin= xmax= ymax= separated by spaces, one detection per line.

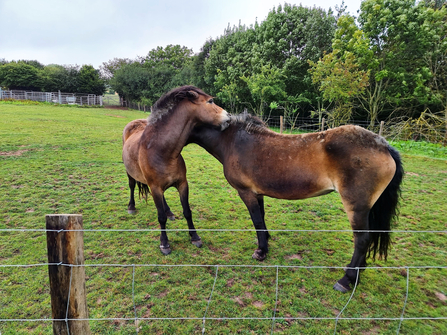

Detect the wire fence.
xmin=0 ymin=89 xmax=103 ymax=106
xmin=1 ymin=226 xmax=446 ymax=334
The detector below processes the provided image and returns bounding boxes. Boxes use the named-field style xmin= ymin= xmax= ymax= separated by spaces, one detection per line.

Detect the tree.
xmin=109 ymin=62 xmax=152 ymax=102
xmin=41 ymin=64 xmax=71 ymax=92
xmin=241 ymin=64 xmax=287 ymax=117
xmin=309 ymin=50 xmax=369 ymax=125
xmin=191 ymin=38 xmax=216 ymax=94
xmin=358 ymin=0 xmax=439 ymax=117
xmin=0 ymin=62 xmax=43 ymax=90
xmin=204 ymin=4 xmax=337 ymax=114
xmin=77 ymin=65 xmax=106 ymax=95
xmin=100 ymin=58 xmax=133 ymax=81
xmin=144 ymin=44 xmax=193 ymax=71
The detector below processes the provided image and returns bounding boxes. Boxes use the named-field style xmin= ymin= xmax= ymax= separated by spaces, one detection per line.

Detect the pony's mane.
xmin=231 ymin=113 xmax=271 ymax=134
xmin=148 ymin=86 xmax=208 ymax=124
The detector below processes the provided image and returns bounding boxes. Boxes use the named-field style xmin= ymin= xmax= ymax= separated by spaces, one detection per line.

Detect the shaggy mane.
xmin=231 ymin=113 xmax=271 ymax=134
xmin=148 ymin=85 xmax=209 ymax=124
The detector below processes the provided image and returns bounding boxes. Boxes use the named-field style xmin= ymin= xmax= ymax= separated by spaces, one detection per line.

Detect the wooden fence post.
xmin=46 ymin=214 xmax=91 ymax=335
xmin=321 ymin=117 xmax=325 ymax=132
xmin=280 ymin=115 xmax=284 ymax=134
xmin=379 ymin=121 xmax=384 ymax=137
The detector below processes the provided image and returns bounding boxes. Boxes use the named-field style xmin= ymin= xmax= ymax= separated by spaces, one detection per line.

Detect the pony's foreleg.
xmin=334 ymin=210 xmax=370 ymax=293
xmin=178 ymin=181 xmax=202 ymax=248
xmin=151 ymin=187 xmax=171 ymax=255
xmin=238 ymin=190 xmax=269 ymax=261
xmin=162 ymin=196 xmax=176 ymax=221
xmin=127 ymin=173 xmax=137 ymax=214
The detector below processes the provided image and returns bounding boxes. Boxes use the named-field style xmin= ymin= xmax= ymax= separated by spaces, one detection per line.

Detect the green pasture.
xmin=0 ymin=102 xmax=446 ymax=334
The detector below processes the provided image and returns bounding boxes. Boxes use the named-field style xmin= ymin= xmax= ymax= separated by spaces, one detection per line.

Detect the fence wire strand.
xmin=1 ymin=228 xmax=445 ymax=332
xmin=202 ymin=266 xmax=219 ymax=335
xmin=1 ymin=228 xmax=446 ymax=233
xmin=334 ymin=268 xmax=360 ymax=334
xmin=397 ymin=267 xmax=410 ymax=335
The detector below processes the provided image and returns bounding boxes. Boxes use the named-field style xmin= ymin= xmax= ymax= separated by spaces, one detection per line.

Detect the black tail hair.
xmin=367 ymin=145 xmax=404 ymax=260
xmin=136 ymin=181 xmax=151 ymax=201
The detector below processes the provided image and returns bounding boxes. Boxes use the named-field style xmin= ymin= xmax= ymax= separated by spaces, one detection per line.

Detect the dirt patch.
xmin=285 ymin=253 xmax=303 ymax=260
xmin=105 ymin=106 xmax=129 ymax=110
xmin=0 ymin=149 xmax=28 ymax=157
xmin=233 ymin=297 xmax=245 ymax=307
xmin=106 ymin=114 xmax=126 ymax=118
xmin=252 ymin=301 xmax=264 ymax=308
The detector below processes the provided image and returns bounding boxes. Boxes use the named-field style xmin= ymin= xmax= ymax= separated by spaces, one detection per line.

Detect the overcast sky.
xmin=0 ymin=0 xmax=361 ymax=69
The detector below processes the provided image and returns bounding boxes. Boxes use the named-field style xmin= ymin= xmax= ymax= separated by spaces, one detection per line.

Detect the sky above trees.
xmin=0 ymin=0 xmax=361 ymax=68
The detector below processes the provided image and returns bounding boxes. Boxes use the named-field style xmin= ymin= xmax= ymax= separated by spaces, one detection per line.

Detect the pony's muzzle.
xmin=220 ymin=111 xmax=231 ymax=131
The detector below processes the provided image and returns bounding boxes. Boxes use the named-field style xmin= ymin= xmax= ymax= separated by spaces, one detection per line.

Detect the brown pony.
xmin=122 ymin=86 xmax=230 ymax=255
xmin=187 ymin=113 xmax=404 ymax=293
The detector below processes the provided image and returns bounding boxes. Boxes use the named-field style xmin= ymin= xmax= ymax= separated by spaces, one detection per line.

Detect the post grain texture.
xmin=46 ymin=214 xmax=91 ymax=335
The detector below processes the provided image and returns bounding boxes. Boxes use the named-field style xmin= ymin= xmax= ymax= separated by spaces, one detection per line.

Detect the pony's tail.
xmin=136 ymin=182 xmax=151 ymax=202
xmin=367 ymin=145 xmax=404 ymax=261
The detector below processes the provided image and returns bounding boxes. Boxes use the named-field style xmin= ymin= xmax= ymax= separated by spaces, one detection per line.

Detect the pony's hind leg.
xmin=178 ymin=181 xmax=202 ymax=248
xmin=163 ymin=196 xmax=176 ymax=221
xmin=334 ymin=209 xmax=370 ymax=293
xmin=151 ymin=187 xmax=171 ymax=255
xmin=127 ymin=173 xmax=137 ymax=214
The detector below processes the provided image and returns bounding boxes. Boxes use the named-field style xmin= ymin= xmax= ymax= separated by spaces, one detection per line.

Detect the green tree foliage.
xmin=0 ymin=62 xmax=42 ymax=90
xmin=191 ymin=38 xmax=216 ymax=94
xmin=144 ymin=44 xmax=193 ymax=70
xmin=0 ymin=60 xmax=106 ymax=95
xmin=309 ymin=15 xmax=374 ymax=125
xmin=77 ymin=65 xmax=106 ymax=95
xmin=204 ymin=3 xmax=337 ymax=115
xmin=309 ymin=0 xmax=447 ymax=126
xmin=108 ymin=45 xmax=195 ymax=104
xmin=100 ymin=57 xmax=133 ymax=81
xmin=241 ymin=64 xmax=287 ymax=117
xmin=109 ymin=62 xmax=152 ymax=102
xmin=358 ymin=0 xmax=446 ymax=115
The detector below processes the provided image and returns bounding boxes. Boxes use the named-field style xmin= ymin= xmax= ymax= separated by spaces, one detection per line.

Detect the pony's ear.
xmin=186 ymin=90 xmax=199 ymax=100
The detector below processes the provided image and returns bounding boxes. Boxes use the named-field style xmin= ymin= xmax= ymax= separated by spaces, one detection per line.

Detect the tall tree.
xmin=204 ymin=4 xmax=337 ymax=115
xmin=77 ymin=65 xmax=106 ymax=95
xmin=100 ymin=58 xmax=133 ymax=81
xmin=0 ymin=62 xmax=43 ymax=90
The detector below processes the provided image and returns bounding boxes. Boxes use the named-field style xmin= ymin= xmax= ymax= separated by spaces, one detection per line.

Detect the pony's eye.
xmin=208 ymin=98 xmax=214 ymax=104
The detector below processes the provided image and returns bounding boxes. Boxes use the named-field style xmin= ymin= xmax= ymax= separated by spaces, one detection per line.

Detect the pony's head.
xmin=149 ymin=86 xmax=230 ymax=130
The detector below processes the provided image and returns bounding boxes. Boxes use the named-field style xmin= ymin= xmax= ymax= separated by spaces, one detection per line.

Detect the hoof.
xmin=127 ymin=209 xmax=137 ymax=215
xmin=167 ymin=215 xmax=175 ymax=221
xmin=191 ymin=239 xmax=202 ymax=248
xmin=160 ymin=245 xmax=171 ymax=255
xmin=333 ymin=281 xmax=350 ymax=293
xmin=252 ymin=249 xmax=267 ymax=261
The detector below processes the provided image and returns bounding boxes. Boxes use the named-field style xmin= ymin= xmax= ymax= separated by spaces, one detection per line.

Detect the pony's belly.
xmin=255 ymin=177 xmax=335 ymax=200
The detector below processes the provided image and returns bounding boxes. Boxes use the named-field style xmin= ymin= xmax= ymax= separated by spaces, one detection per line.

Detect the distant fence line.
xmin=3 ymin=91 xmax=445 ymax=143
xmin=0 ymin=89 xmax=103 ymax=106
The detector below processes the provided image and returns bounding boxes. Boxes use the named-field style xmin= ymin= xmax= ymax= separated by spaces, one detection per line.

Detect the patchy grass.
xmin=0 ymin=103 xmax=446 ymax=334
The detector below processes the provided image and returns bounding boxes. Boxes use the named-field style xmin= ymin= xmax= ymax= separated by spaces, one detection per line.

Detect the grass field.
xmin=0 ymin=102 xmax=446 ymax=334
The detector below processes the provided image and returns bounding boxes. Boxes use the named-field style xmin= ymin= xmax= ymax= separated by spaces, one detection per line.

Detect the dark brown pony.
xmin=187 ymin=114 xmax=403 ymax=293
xmin=122 ymin=86 xmax=230 ymax=255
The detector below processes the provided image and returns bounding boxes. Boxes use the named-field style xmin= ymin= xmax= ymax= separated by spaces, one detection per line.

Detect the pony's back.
xmin=122 ymin=119 xmax=148 ymax=144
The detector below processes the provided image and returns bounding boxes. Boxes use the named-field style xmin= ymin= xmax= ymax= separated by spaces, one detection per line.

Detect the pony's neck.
xmin=149 ymin=109 xmax=196 ymax=158
xmin=188 ymin=126 xmax=227 ymax=164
